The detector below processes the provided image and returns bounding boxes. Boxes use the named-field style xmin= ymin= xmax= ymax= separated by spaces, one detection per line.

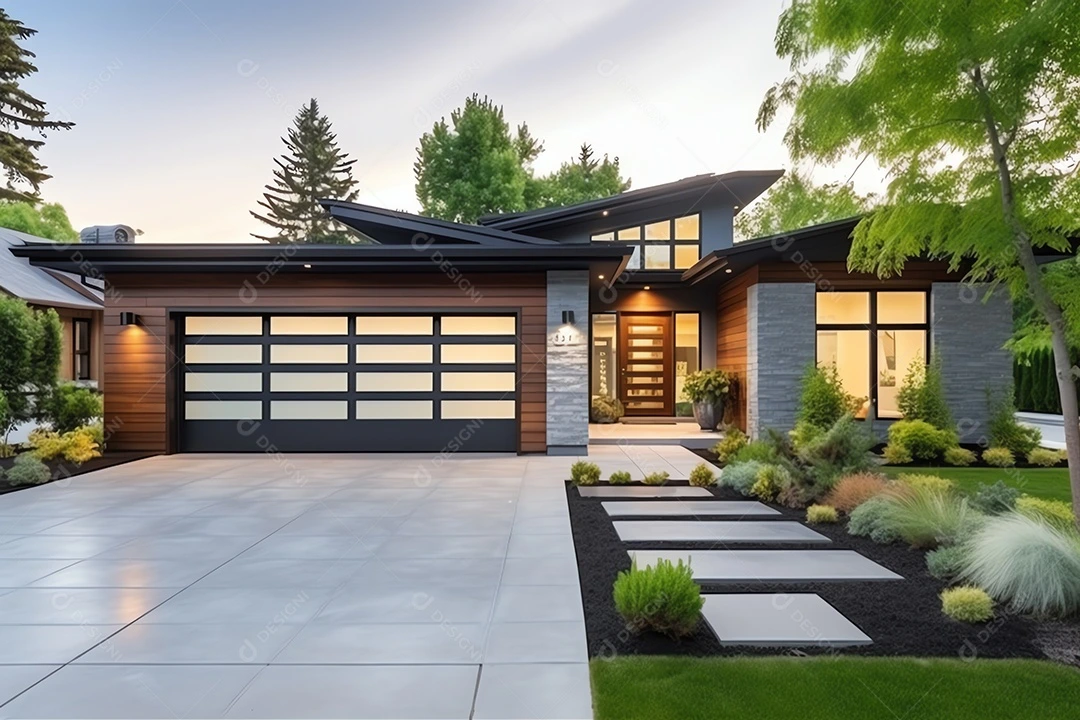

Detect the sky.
xmin=8 ymin=0 xmax=885 ymax=244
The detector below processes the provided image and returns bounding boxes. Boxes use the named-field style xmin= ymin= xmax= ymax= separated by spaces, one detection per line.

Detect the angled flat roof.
xmin=0 ymin=228 xmax=103 ymax=310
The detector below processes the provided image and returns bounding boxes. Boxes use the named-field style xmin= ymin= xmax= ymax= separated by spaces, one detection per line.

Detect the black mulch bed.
xmin=0 ymin=452 xmax=155 ymax=496
xmin=567 ymin=475 xmax=1070 ymax=661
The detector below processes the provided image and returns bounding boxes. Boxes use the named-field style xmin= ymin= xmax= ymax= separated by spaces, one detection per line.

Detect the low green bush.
xmin=642 ymin=471 xmax=670 ymax=486
xmin=896 ymin=355 xmax=954 ymax=431
xmin=797 ymin=364 xmax=859 ymax=430
xmin=689 ymin=463 xmax=717 ymax=487
xmin=751 ymin=464 xmax=790 ymax=502
xmin=613 ymin=557 xmax=704 ymax=638
xmin=888 ymin=486 xmax=981 ymax=549
xmin=719 ymin=461 xmax=763 ymax=496
xmin=806 ymin=504 xmax=838 ymax=524
xmin=926 ymin=545 xmax=969 ymax=580
xmin=887 ymin=420 xmax=956 ymax=461
xmin=882 ymin=443 xmax=913 ymax=465
xmin=987 ymin=388 xmax=1041 ymax=456
xmin=712 ymin=429 xmax=747 ymax=464
xmin=1027 ymin=447 xmax=1067 ymax=467
xmin=982 ymin=447 xmax=1015 ymax=468
xmin=944 ymin=447 xmax=977 ymax=467
xmin=589 ymin=395 xmax=624 ymax=424
xmin=569 ymin=461 xmax=601 ymax=486
xmin=898 ymin=473 xmax=954 ymax=493
xmin=847 ymin=495 xmax=901 ymax=544
xmin=6 ymin=453 xmax=51 ymax=486
xmin=941 ymin=586 xmax=995 ymax=623
xmin=1015 ymin=495 xmax=1075 ymax=529
xmin=795 ymin=414 xmax=876 ymax=494
xmin=43 ymin=384 xmax=103 ymax=434
xmin=969 ymin=481 xmax=1020 ymax=515
xmin=609 ymin=470 xmax=632 ymax=485
xmin=731 ymin=440 xmax=778 ymax=465
xmin=789 ymin=420 xmax=824 ymax=451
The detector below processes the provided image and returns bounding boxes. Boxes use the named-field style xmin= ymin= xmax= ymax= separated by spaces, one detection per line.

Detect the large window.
xmin=674 ymin=313 xmax=699 ymax=415
xmin=74 ymin=319 xmax=91 ymax=380
xmin=591 ymin=214 xmax=700 ymax=270
xmin=815 ymin=291 xmax=928 ymax=419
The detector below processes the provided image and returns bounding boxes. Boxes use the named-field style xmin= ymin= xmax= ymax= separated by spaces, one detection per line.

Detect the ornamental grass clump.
xmin=941 ymin=586 xmax=995 ymax=623
xmin=608 ymin=470 xmax=632 ymax=485
xmin=961 ymin=513 xmax=1080 ymax=617
xmin=613 ymin=558 xmax=704 ymax=638
xmin=569 ymin=461 xmax=601 ymax=486
xmin=926 ymin=545 xmax=970 ymax=581
xmin=888 ymin=486 xmax=981 ymax=549
xmin=824 ymin=472 xmax=890 ymax=512
xmin=688 ymin=463 xmax=717 ymax=487
xmin=719 ymin=461 xmax=764 ymax=496
xmin=806 ymin=504 xmax=838 ymax=524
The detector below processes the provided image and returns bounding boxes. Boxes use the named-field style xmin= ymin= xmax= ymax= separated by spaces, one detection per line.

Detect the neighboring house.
xmin=12 ymin=171 xmax=1070 ymax=455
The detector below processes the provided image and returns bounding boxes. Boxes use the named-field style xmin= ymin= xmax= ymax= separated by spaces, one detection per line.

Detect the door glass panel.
xmin=629 ymin=325 xmax=663 ymax=334
xmin=185 ymin=345 xmax=262 ymax=364
xmin=271 ymin=344 xmax=348 ymax=364
xmin=441 ymin=400 xmax=516 ymax=420
xmin=356 ymin=344 xmax=433 ymax=364
xmin=356 ymin=316 xmax=433 ymax=335
xmin=627 ymin=376 xmax=662 ymax=384
xmin=185 ymin=317 xmax=262 ymax=336
xmin=627 ymin=389 xmax=663 ymax=396
xmin=674 ymin=244 xmax=700 ymax=269
xmin=674 ymin=214 xmax=700 ymax=240
xmin=355 ymin=400 xmax=432 ymax=419
xmin=644 ymin=221 xmax=670 ymax=240
xmin=355 ymin=372 xmax=433 ymax=392
xmin=591 ymin=313 xmax=617 ymax=399
xmin=186 ymin=372 xmax=262 ymax=393
xmin=628 ymin=351 xmax=662 ymax=359
xmin=878 ymin=330 xmax=926 ymax=418
xmin=442 ymin=372 xmax=516 ymax=392
xmin=184 ymin=400 xmax=262 ymax=420
xmin=674 ymin=313 xmax=700 ymax=415
xmin=877 ymin=292 xmax=927 ymax=324
xmin=441 ymin=344 xmax=515 ymax=364
xmin=627 ymin=401 xmax=665 ymax=409
xmin=270 ymin=372 xmax=348 ymax=392
xmin=271 ymin=400 xmax=348 ymax=420
xmin=816 ymin=292 xmax=870 ymax=324
xmin=628 ymin=364 xmax=664 ymax=372
xmin=441 ymin=316 xmax=516 ymax=335
xmin=644 ymin=245 xmax=670 ymax=269
xmin=628 ymin=338 xmax=662 ymax=347
xmin=270 ymin=316 xmax=348 ymax=335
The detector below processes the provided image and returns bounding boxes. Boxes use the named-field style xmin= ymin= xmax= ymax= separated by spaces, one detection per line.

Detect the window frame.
xmin=590 ymin=214 xmax=701 ymax=271
xmin=814 ymin=291 xmax=931 ymax=420
xmin=73 ymin=318 xmax=92 ymax=381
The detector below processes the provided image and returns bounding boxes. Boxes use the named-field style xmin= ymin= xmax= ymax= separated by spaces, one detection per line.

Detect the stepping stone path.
xmin=628 ymin=549 xmax=903 ymax=583
xmin=701 ymin=594 xmax=872 ymax=647
xmin=614 ymin=520 xmax=831 ymax=544
xmin=577 ymin=486 xmax=712 ymax=498
xmin=603 ymin=500 xmax=780 ymax=517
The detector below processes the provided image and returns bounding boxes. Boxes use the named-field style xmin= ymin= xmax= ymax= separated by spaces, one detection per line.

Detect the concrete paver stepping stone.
xmin=614 ymin=521 xmax=830 ymax=544
xmin=701 ymin=593 xmax=872 ymax=647
xmin=603 ymin=500 xmax=780 ymax=517
xmin=629 ymin=549 xmax=903 ymax=582
xmin=577 ymin=486 xmax=712 ymax=498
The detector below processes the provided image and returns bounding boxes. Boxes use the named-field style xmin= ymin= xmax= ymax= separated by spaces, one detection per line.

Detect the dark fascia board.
xmin=320 ymin=199 xmax=558 ymax=246
xmin=477 ymin=170 xmax=785 ymax=232
xmin=11 ymin=241 xmax=632 ymax=275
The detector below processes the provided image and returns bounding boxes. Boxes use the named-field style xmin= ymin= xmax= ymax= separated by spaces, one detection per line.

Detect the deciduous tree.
xmin=734 ymin=170 xmax=873 ymax=240
xmin=0 ymin=200 xmax=78 ymax=241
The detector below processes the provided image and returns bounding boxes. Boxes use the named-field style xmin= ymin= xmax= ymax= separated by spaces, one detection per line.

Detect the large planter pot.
xmin=692 ymin=399 xmax=725 ymax=431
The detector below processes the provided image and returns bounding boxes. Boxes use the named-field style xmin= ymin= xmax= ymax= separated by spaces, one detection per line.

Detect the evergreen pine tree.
xmin=251 ymin=99 xmax=359 ymax=244
xmin=0 ymin=10 xmax=74 ymax=202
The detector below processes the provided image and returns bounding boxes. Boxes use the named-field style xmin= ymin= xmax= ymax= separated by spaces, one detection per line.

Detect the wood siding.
xmin=715 ymin=267 xmax=757 ymax=430
xmin=104 ymin=273 xmax=546 ymax=454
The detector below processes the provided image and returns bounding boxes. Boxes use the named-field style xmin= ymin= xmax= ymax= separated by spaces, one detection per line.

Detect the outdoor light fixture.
xmin=598 ymin=274 xmax=604 ymax=280
xmin=725 ymin=268 xmax=733 ymax=273
xmin=119 ymin=312 xmax=139 ymax=326
xmin=643 ymin=285 xmax=651 ymax=290
xmin=602 ymin=210 xmax=609 ymax=216
xmin=561 ymin=310 xmax=576 ymax=325
xmin=303 ymin=263 xmax=312 ymax=269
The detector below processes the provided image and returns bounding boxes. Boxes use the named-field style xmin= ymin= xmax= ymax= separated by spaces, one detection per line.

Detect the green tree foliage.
xmin=757 ymin=0 xmax=1080 ymax=521
xmin=0 ymin=297 xmax=59 ymax=440
xmin=414 ymin=95 xmax=629 ymax=222
xmin=734 ymin=170 xmax=874 ymax=240
xmin=0 ymin=201 xmax=78 ymax=241
xmin=0 ymin=11 xmax=73 ymax=202
xmin=251 ymin=99 xmax=359 ymax=244
xmin=896 ymin=354 xmax=954 ymax=431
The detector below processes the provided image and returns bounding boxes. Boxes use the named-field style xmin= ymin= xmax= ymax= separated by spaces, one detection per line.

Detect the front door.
xmin=619 ymin=314 xmax=673 ymax=416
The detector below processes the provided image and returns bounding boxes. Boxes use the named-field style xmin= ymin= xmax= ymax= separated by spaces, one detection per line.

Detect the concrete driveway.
xmin=0 ymin=449 xmax=681 ymax=719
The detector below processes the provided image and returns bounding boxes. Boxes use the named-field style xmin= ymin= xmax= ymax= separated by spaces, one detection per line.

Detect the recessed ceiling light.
xmin=602 ymin=210 xmax=609 ymax=216
xmin=303 ymin=263 xmax=312 ymax=269
xmin=598 ymin=274 xmax=605 ymax=280
xmin=734 ymin=205 xmax=740 ymax=210
xmin=725 ymin=268 xmax=732 ymax=273
xmin=643 ymin=285 xmax=651 ymax=290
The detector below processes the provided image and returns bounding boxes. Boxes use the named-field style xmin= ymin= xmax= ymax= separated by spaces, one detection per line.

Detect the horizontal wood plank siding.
xmin=104 ymin=273 xmax=546 ymax=453
xmin=716 ymin=267 xmax=756 ymax=431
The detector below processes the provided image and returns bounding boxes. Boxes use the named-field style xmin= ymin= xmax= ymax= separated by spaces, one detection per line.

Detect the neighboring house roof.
xmin=0 ymin=227 xmax=104 ymax=310
xmin=477 ymin=170 xmax=785 ymax=232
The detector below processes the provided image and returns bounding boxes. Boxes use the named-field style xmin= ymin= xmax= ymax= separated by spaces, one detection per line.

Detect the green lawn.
xmin=880 ymin=465 xmax=1072 ymax=502
xmin=591 ymin=656 xmax=1080 ymax=720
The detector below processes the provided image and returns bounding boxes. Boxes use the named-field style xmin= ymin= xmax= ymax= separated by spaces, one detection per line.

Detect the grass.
xmin=591 ymin=656 xmax=1080 ymax=720
xmin=880 ymin=465 xmax=1072 ymax=502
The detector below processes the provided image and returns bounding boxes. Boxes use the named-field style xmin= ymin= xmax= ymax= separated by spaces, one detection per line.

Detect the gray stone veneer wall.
xmin=746 ymin=283 xmax=816 ymax=439
xmin=546 ymin=270 xmax=590 ymax=454
xmin=931 ymin=283 xmax=1013 ymax=443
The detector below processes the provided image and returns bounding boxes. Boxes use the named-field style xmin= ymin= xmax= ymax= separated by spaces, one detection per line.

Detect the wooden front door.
xmin=619 ymin=314 xmax=673 ymax=416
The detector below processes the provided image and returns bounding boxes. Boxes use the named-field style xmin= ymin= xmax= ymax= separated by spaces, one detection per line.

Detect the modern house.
xmin=12 ymin=171 xmax=1043 ymax=456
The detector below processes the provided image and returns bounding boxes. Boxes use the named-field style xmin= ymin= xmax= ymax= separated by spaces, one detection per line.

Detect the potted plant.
xmin=682 ymin=369 xmax=731 ymax=431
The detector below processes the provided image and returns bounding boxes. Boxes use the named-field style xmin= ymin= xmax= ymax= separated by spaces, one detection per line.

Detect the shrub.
xmin=961 ymin=512 xmax=1080 ymax=617
xmin=797 ymin=364 xmax=858 ymax=430
xmin=795 ymin=414 xmax=876 ymax=493
xmin=608 ymin=470 xmax=632 ymax=485
xmin=898 ymin=473 xmax=954 ymax=493
xmin=751 ymin=464 xmax=790 ymax=502
xmin=82 ymin=421 xmax=105 ymax=447
xmin=888 ymin=486 xmax=981 ymax=549
xmin=887 ymin=420 xmax=956 ymax=461
xmin=927 ymin=545 xmax=969 ymax=580
xmin=642 ymin=471 xmax=669 ymax=486
xmin=6 ymin=453 xmax=51 ymax=486
xmin=848 ymin=495 xmax=901 ymax=544
xmin=43 ymin=384 xmax=103 ymax=434
xmin=896 ymin=355 xmax=953 ymax=430
xmin=27 ymin=428 xmax=67 ymax=460
xmin=731 ymin=440 xmax=778 ymax=465
xmin=1015 ymin=495 xmax=1075 ymax=530
xmin=719 ymin=461 xmax=763 ymax=496
xmin=941 ymin=586 xmax=995 ymax=623
xmin=589 ymin=395 xmax=624 ymax=424
xmin=1027 ymin=447 xmax=1067 ymax=467
xmin=969 ymin=481 xmax=1020 ymax=515
xmin=806 ymin=504 xmax=838 ymax=524
xmin=569 ymin=461 xmax=601 ymax=486
xmin=825 ymin=473 xmax=890 ymax=512
xmin=789 ymin=420 xmax=824 ymax=451
xmin=882 ymin=443 xmax=912 ymax=465
xmin=682 ymin=369 xmax=731 ymax=404
xmin=712 ymin=428 xmax=747 ymax=464
xmin=613 ymin=557 xmax=704 ymax=638
xmin=62 ymin=429 xmax=100 ymax=465
xmin=982 ymin=447 xmax=1015 ymax=468
xmin=944 ymin=447 xmax=977 ymax=467
xmin=689 ymin=463 xmax=717 ymax=487
xmin=987 ymin=388 xmax=1041 ymax=456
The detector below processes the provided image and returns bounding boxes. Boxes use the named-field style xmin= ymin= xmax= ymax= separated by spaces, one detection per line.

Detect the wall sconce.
xmin=561 ymin=310 xmax=576 ymax=325
xmin=119 ymin=311 xmax=139 ymax=326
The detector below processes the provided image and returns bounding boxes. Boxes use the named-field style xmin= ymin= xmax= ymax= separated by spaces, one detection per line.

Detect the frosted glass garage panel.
xmin=442 ymin=372 xmax=516 ymax=392
xmin=270 ymin=345 xmax=348 ymax=364
xmin=270 ymin=372 xmax=348 ymax=392
xmin=441 ymin=316 xmax=516 ymax=335
xmin=185 ymin=372 xmax=262 ymax=393
xmin=356 ymin=316 xmax=433 ymax=335
xmin=270 ymin=400 xmax=348 ymax=420
xmin=185 ymin=344 xmax=263 ymax=364
xmin=441 ymin=400 xmax=516 ymax=419
xmin=184 ymin=400 xmax=262 ymax=420
xmin=355 ymin=372 xmax=433 ymax=392
xmin=270 ymin=316 xmax=348 ymax=336
xmin=355 ymin=400 xmax=433 ymax=419
xmin=441 ymin=344 xmax=515 ymax=364
xmin=185 ymin=316 xmax=262 ymax=336
xmin=356 ymin=345 xmax=434 ymax=364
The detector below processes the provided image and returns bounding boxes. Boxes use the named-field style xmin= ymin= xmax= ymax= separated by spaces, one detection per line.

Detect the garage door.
xmin=178 ymin=313 xmax=519 ymax=452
